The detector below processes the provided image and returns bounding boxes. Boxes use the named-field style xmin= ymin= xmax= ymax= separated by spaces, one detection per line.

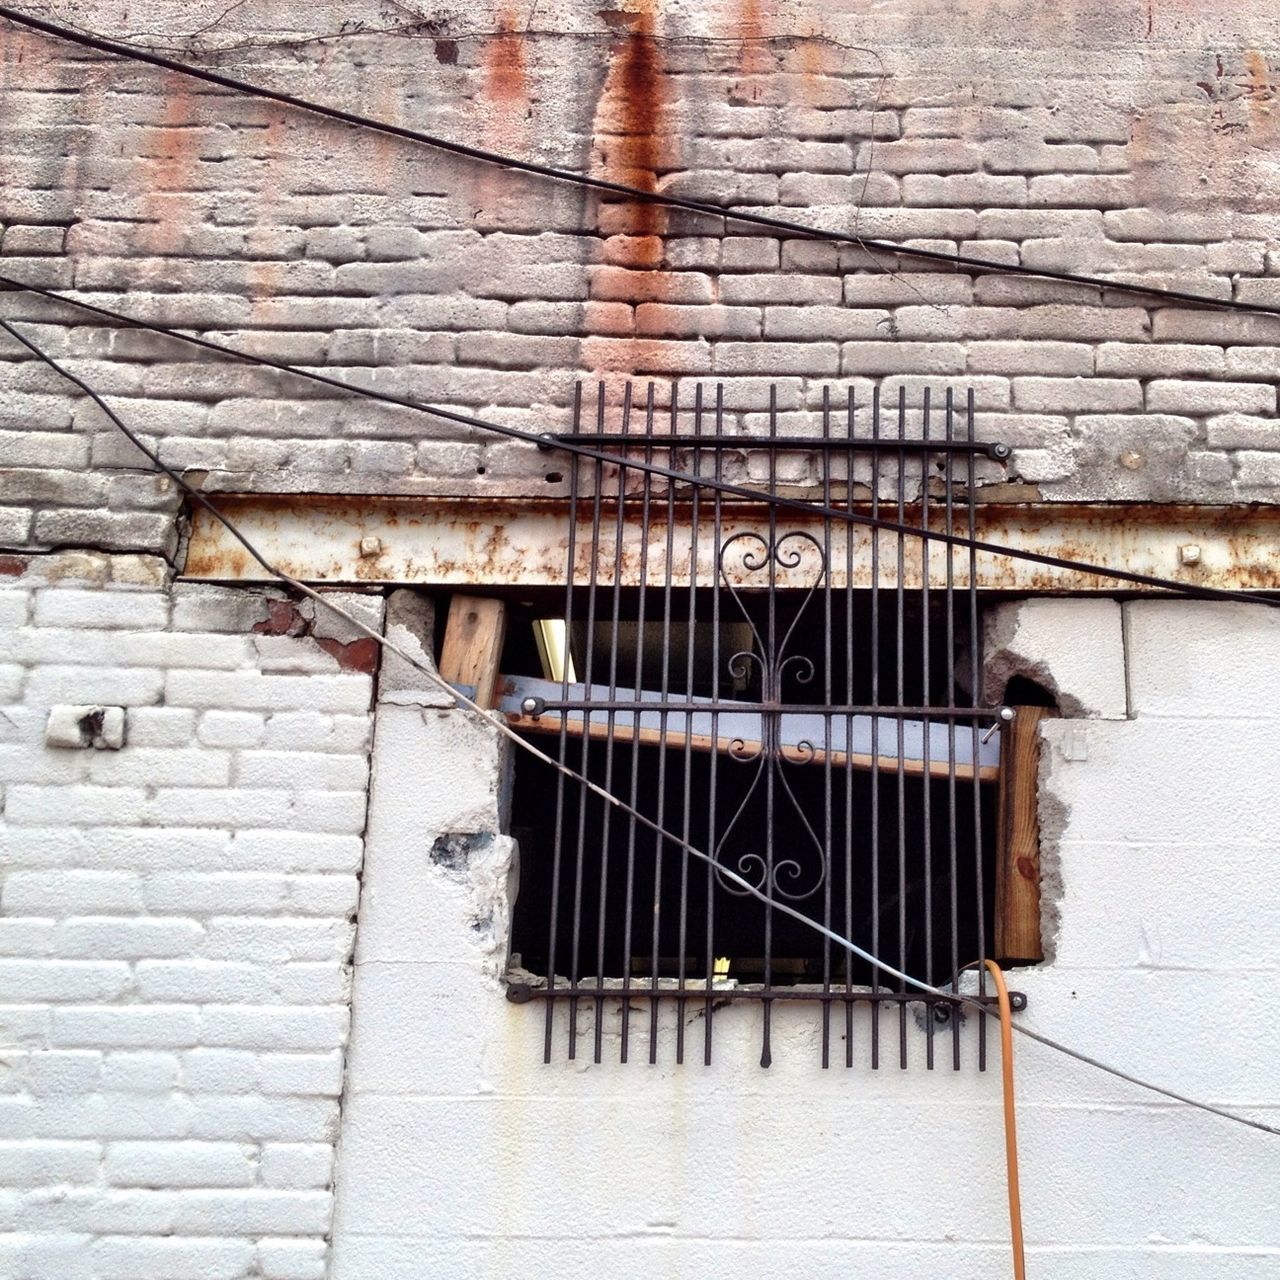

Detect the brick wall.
xmin=3 ymin=0 xmax=1280 ymax=564
xmin=0 ymin=552 xmax=381 ymax=1278
xmin=4 ymin=3 xmax=1280 ymax=1276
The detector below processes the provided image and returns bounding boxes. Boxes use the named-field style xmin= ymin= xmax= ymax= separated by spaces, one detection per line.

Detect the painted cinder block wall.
xmin=1 ymin=1 xmax=1279 ymax=1276
xmin=330 ymin=595 xmax=1280 ymax=1279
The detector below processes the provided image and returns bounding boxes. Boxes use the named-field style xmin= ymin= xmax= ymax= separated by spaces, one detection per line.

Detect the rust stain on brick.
xmin=247 ymin=110 xmax=289 ymax=313
xmin=584 ymin=1 xmax=682 ymax=377
xmin=249 ymin=597 xmax=379 ymax=673
xmin=315 ymin=636 xmax=381 ymax=674
xmin=1243 ymin=50 xmax=1276 ymax=132
xmin=252 ymin=599 xmax=308 ymax=636
xmin=736 ymin=0 xmax=774 ymax=76
xmin=1244 ymin=50 xmax=1273 ymax=98
xmin=485 ymin=6 xmax=530 ymax=105
xmin=143 ymin=75 xmax=198 ymax=250
xmin=0 ymin=555 xmax=27 ymax=577
xmin=798 ymin=35 xmax=824 ymax=81
xmin=597 ymin=1 xmax=668 ymax=262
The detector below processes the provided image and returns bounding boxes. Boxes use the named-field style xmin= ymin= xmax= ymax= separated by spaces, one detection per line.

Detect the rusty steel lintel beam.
xmin=183 ymin=495 xmax=1280 ymax=593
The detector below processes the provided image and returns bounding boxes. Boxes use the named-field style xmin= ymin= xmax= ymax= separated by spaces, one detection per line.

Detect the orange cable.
xmin=984 ymin=958 xmax=1027 ymax=1280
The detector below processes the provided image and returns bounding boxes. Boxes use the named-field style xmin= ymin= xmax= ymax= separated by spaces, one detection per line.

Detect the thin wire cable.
xmin=3 ymin=274 xmax=1277 ymax=613
xmin=4 ymin=3 xmax=1280 ymax=319
xmin=985 ymin=959 xmax=1027 ymax=1280
xmin=4 ymin=316 xmax=1278 ymax=1140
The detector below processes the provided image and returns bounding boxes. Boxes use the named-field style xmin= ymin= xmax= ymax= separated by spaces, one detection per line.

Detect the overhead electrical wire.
xmin=3 ymin=273 xmax=1278 ymax=614
xmin=3 ymin=314 xmax=1278 ymax=1145
xmin=4 ymin=3 xmax=1280 ymax=321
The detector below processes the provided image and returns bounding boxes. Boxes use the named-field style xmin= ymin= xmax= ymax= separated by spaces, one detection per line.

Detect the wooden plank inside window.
xmin=439 ymin=595 xmax=508 ymax=710
xmin=995 ymin=705 xmax=1053 ymax=963
xmin=497 ymin=676 xmax=1001 ymax=783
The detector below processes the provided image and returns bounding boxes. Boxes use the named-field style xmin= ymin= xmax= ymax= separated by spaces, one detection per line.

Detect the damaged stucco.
xmin=983 ymin=597 xmax=1129 ymax=717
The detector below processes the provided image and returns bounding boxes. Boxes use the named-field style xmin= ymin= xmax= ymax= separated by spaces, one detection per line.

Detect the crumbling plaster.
xmin=984 ymin=597 xmax=1129 ymax=717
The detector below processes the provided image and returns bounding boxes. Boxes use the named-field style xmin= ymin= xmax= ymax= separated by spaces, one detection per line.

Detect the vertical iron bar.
xmin=869 ymin=385 xmax=881 ymax=1070
xmin=567 ymin=381 xmax=607 ymax=1059
xmin=649 ymin=384 xmax=680 ymax=1063
xmin=895 ymin=385 xmax=908 ymax=1071
xmin=967 ymin=388 xmax=988 ymax=1071
xmin=675 ymin=385 xmax=702 ymax=1065
xmin=593 ymin=381 xmax=631 ymax=1064
xmin=945 ymin=388 xmax=961 ymax=1071
xmin=704 ymin=383 xmax=725 ymax=1067
xmin=821 ymin=385 xmax=834 ymax=1070
xmin=921 ymin=387 xmax=934 ymax=1070
xmin=544 ymin=381 xmax=583 ymax=1063
xmin=761 ymin=382 xmax=778 ymax=1069
xmin=620 ymin=382 xmax=657 ymax=1065
xmin=844 ymin=385 xmax=856 ymax=1068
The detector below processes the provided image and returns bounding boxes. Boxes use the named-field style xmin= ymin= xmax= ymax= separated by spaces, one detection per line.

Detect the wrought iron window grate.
xmin=504 ymin=381 xmax=1023 ymax=1070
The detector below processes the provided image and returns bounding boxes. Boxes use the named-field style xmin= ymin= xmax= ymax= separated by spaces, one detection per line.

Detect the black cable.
xmin=0 ymin=318 xmax=281 ymax=580
xmin=4 ymin=272 xmax=1276 ymax=610
xmin=4 ymin=312 xmax=1278 ymax=1141
xmin=5 ymin=3 xmax=1280 ymax=320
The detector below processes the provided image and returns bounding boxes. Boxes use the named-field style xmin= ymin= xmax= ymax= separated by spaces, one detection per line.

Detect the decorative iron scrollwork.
xmin=714 ymin=530 xmax=828 ymax=902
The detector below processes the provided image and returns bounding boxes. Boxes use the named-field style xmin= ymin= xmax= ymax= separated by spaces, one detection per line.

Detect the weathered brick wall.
xmin=3 ymin=0 xmax=1280 ymax=563
xmin=0 ymin=551 xmax=381 ymax=1278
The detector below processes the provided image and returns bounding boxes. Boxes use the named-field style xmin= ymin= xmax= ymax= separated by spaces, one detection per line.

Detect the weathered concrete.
xmin=984 ymin=597 xmax=1128 ymax=716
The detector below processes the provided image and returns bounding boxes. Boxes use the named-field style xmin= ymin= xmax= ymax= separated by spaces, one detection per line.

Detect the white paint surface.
xmin=984 ymin=597 xmax=1128 ymax=717
xmin=0 ymin=556 xmax=379 ymax=1280
xmin=331 ymin=596 xmax=1280 ymax=1278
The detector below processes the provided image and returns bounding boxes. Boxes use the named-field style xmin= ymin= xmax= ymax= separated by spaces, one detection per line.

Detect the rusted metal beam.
xmin=184 ymin=495 xmax=1280 ymax=593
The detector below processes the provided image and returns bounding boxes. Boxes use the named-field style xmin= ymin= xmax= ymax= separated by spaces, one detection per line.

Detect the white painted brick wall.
xmin=330 ymin=595 xmax=1280 ymax=1279
xmin=0 ymin=553 xmax=380 ymax=1279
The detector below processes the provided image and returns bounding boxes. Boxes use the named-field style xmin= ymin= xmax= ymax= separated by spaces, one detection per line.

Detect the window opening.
xmin=496 ymin=381 xmax=1023 ymax=1069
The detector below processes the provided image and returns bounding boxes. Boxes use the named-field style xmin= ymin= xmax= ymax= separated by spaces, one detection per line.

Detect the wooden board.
xmin=995 ymin=705 xmax=1053 ymax=963
xmin=438 ymin=595 xmax=508 ymax=710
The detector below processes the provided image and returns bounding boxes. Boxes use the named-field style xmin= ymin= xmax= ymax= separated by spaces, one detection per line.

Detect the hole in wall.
xmin=999 ymin=673 xmax=1059 ymax=708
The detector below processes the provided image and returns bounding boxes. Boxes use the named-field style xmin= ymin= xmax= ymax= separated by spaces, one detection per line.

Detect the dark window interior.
xmin=504 ymin=588 xmax=998 ymax=990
